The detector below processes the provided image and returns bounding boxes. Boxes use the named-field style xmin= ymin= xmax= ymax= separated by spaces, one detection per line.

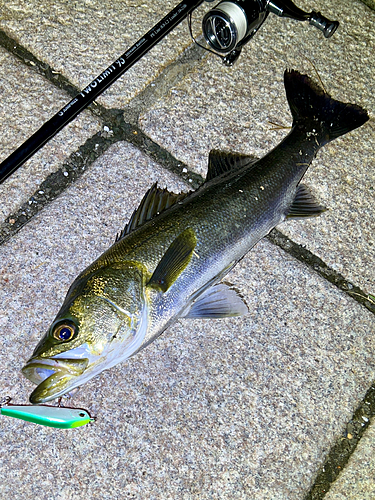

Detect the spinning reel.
xmin=196 ymin=0 xmax=339 ymax=65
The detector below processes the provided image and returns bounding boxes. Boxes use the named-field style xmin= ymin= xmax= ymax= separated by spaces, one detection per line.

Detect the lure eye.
xmin=53 ymin=322 xmax=78 ymax=342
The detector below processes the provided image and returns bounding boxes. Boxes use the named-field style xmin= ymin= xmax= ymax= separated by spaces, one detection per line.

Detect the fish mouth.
xmin=22 ymin=357 xmax=89 ymax=404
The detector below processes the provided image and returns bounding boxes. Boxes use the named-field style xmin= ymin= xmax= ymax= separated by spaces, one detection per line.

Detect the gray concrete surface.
xmin=0 ymin=1 xmax=374 ymax=499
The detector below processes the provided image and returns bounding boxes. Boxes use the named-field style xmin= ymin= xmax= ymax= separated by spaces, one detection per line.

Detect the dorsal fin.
xmin=206 ymin=150 xmax=258 ymax=182
xmin=116 ymin=183 xmax=189 ymax=242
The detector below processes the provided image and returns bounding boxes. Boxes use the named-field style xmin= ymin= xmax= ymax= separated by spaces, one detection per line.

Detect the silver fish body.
xmin=22 ymin=70 xmax=369 ymax=403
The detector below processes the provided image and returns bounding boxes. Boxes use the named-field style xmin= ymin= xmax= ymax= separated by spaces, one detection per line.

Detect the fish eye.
xmin=52 ymin=321 xmax=78 ymax=342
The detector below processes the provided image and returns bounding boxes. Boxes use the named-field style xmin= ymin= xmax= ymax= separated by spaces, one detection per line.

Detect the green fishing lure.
xmin=0 ymin=401 xmax=94 ymax=429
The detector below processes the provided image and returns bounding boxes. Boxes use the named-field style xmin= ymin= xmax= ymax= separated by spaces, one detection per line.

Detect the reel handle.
xmin=267 ymin=0 xmax=339 ymax=38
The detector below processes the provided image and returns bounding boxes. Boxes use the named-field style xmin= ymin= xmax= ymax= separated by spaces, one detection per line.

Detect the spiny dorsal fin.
xmin=206 ymin=150 xmax=258 ymax=182
xmin=116 ymin=183 xmax=189 ymax=242
xmin=286 ymin=184 xmax=326 ymax=218
xmin=147 ymin=228 xmax=197 ymax=293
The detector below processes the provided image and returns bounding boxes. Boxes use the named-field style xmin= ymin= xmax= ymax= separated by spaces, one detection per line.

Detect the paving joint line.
xmin=0 ymin=28 xmax=79 ymax=98
xmin=304 ymin=383 xmax=375 ymax=500
xmin=0 ymin=130 xmax=117 ymax=245
xmin=0 ymin=107 xmax=202 ymax=246
xmin=122 ymin=42 xmax=208 ymax=126
xmin=267 ymin=229 xmax=375 ymax=315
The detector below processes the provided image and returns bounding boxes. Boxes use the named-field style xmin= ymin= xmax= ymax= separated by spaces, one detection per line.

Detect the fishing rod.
xmin=0 ymin=0 xmax=205 ymax=185
xmin=0 ymin=0 xmax=338 ymax=184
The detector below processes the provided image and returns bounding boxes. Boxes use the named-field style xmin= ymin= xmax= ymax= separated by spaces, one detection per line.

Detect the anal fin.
xmin=182 ymin=283 xmax=248 ymax=319
xmin=286 ymin=184 xmax=326 ymax=219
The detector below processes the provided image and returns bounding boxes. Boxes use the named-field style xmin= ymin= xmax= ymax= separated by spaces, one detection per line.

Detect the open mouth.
xmin=22 ymin=357 xmax=89 ymax=404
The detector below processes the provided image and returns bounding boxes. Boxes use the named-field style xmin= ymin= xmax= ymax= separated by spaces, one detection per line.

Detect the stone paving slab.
xmin=139 ymin=0 xmax=375 ymax=294
xmin=325 ymin=420 xmax=375 ymax=500
xmin=0 ymin=46 xmax=101 ymax=220
xmin=0 ymin=142 xmax=374 ymax=499
xmin=0 ymin=0 xmax=207 ymax=108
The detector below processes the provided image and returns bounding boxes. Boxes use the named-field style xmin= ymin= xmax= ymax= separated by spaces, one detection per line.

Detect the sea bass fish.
xmin=22 ymin=70 xmax=369 ymax=403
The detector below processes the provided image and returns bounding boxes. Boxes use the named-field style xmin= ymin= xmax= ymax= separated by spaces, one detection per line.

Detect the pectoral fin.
xmin=182 ymin=283 xmax=248 ymax=319
xmin=286 ymin=184 xmax=326 ymax=218
xmin=147 ymin=228 xmax=197 ymax=293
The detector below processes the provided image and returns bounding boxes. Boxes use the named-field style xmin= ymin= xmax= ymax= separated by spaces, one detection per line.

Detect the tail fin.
xmin=284 ymin=70 xmax=369 ymax=145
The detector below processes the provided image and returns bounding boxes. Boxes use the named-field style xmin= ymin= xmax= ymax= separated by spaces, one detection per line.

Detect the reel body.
xmin=200 ymin=0 xmax=339 ymax=64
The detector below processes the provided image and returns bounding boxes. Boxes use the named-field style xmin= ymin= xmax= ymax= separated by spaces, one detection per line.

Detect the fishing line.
xmin=303 ymin=55 xmax=327 ymax=94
